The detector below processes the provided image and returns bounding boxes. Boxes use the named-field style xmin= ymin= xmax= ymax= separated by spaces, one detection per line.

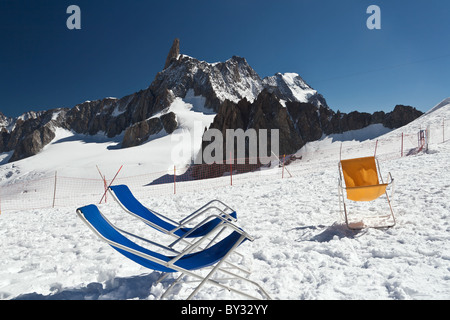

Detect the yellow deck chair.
xmin=338 ymin=156 xmax=395 ymax=229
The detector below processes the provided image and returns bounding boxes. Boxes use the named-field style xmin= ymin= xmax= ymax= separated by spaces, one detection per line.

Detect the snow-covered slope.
xmin=0 ymin=99 xmax=449 ymax=300
xmin=426 ymin=97 xmax=450 ymax=115
xmin=0 ymin=90 xmax=216 ymax=183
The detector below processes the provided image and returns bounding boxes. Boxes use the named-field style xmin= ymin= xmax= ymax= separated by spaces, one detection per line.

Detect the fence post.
xmin=103 ymin=176 xmax=108 ymax=203
xmin=99 ymin=165 xmax=123 ymax=204
xmin=96 ymin=165 xmax=108 ymax=203
xmin=230 ymin=151 xmax=233 ymax=186
xmin=374 ymin=140 xmax=378 ymax=157
xmin=52 ymin=171 xmax=57 ymax=208
xmin=401 ymin=132 xmax=404 ymax=157
xmin=174 ymin=166 xmax=176 ymax=194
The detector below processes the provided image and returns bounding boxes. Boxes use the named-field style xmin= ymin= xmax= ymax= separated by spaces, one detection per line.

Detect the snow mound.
xmin=426 ymin=97 xmax=450 ymax=115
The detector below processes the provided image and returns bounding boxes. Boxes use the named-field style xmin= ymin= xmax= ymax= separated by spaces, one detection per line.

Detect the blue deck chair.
xmin=76 ymin=204 xmax=271 ymax=300
xmin=108 ymin=185 xmax=237 ymax=244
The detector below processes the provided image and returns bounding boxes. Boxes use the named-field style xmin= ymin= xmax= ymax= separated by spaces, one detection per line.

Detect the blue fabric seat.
xmin=109 ymin=185 xmax=237 ymax=238
xmin=77 ymin=204 xmax=246 ymax=273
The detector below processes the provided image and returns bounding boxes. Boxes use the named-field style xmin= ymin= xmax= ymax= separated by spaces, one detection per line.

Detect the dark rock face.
xmin=383 ymin=105 xmax=423 ymax=129
xmin=9 ymin=123 xmax=56 ymax=162
xmin=160 ymin=111 xmax=178 ymax=134
xmin=198 ymin=91 xmax=300 ymax=162
xmin=63 ymin=89 xmax=161 ymax=139
xmin=1 ymin=109 xmax=64 ymax=162
xmin=196 ymin=91 xmax=424 ymax=167
xmin=121 ymin=112 xmax=177 ymax=148
xmin=248 ymin=90 xmax=304 ymax=156
xmin=122 ymin=117 xmax=162 ymax=148
xmin=197 ymin=91 xmax=314 ymax=166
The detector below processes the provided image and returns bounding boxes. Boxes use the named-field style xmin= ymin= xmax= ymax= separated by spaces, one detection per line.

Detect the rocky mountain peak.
xmin=164 ymin=38 xmax=180 ymax=69
xmin=152 ymin=51 xmax=264 ymax=112
xmin=0 ymin=111 xmax=14 ymax=131
xmin=262 ymin=72 xmax=328 ymax=109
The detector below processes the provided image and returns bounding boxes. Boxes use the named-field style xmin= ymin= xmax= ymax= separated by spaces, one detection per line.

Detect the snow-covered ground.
xmin=0 ymin=99 xmax=449 ymax=300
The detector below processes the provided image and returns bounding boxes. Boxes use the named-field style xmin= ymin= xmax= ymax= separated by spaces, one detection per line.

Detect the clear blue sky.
xmin=1 ymin=0 xmax=449 ymax=117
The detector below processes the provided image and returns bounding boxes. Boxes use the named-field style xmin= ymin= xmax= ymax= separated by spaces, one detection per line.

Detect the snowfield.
xmin=0 ymin=99 xmax=449 ymax=300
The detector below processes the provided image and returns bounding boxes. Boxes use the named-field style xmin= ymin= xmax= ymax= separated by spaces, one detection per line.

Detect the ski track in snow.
xmin=1 ymin=99 xmax=450 ymax=300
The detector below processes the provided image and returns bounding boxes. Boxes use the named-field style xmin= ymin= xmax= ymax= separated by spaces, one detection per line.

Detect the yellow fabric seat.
xmin=340 ymin=156 xmax=387 ymax=201
xmin=346 ymin=184 xmax=387 ymax=201
xmin=338 ymin=156 xmax=395 ymax=229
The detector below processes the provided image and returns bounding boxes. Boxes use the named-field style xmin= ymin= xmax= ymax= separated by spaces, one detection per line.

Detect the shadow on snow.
xmin=12 ymin=272 xmax=168 ymax=300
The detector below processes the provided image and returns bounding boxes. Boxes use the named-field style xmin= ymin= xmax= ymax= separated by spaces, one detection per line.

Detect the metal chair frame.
xmin=338 ymin=156 xmax=396 ymax=230
xmin=108 ymin=185 xmax=249 ymax=277
xmin=108 ymin=185 xmax=237 ymax=249
xmin=76 ymin=205 xmax=271 ymax=300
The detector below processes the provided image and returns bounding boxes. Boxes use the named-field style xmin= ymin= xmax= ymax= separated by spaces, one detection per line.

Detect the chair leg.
xmin=342 ymin=194 xmax=396 ymax=230
xmin=338 ymin=185 xmax=350 ymax=228
xmin=384 ymin=191 xmax=396 ymax=228
xmin=155 ymin=272 xmax=170 ymax=285
xmin=187 ymin=235 xmax=246 ymax=300
xmin=161 ymin=273 xmax=185 ymax=299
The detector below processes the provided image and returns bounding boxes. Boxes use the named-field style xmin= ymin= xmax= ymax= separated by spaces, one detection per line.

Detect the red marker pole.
xmin=230 ymin=151 xmax=233 ymax=186
xmin=99 ymin=165 xmax=123 ymax=204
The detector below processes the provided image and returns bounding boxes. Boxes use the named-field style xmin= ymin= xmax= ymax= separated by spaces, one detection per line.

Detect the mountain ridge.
xmin=0 ymin=39 xmax=423 ymax=164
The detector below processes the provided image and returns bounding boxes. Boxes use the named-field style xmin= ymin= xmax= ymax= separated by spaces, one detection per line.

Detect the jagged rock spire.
xmin=164 ymin=38 xmax=180 ymax=69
